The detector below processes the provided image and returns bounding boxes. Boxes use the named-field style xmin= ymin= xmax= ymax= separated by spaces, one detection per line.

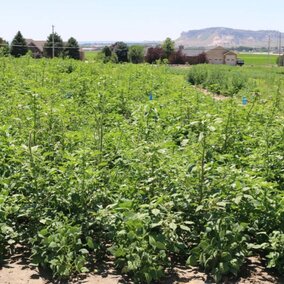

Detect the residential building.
xmin=206 ymin=46 xmax=237 ymax=65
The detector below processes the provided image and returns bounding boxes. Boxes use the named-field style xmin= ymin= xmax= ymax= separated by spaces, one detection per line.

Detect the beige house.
xmin=206 ymin=46 xmax=237 ymax=65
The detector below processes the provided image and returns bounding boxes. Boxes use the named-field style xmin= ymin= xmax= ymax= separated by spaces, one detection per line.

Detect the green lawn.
xmin=239 ymin=53 xmax=278 ymax=66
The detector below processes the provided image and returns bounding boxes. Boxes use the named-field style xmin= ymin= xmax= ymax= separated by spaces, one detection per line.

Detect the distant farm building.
xmin=206 ymin=46 xmax=237 ymax=65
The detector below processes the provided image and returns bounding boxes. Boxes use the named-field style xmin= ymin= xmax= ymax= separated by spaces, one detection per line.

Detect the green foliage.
xmin=187 ymin=218 xmax=248 ymax=282
xmin=100 ymin=42 xmax=130 ymax=63
xmin=108 ymin=210 xmax=167 ymax=283
xmin=102 ymin=45 xmax=112 ymax=57
xmin=100 ymin=46 xmax=112 ymax=63
xmin=111 ymin=41 xmax=129 ymax=62
xmin=0 ymin=57 xmax=284 ymax=282
xmin=0 ymin=38 xmax=9 ymax=57
xmin=44 ymin=32 xmax=64 ymax=58
xmin=187 ymin=65 xmax=249 ymax=96
xmin=0 ymin=188 xmax=17 ymax=260
xmin=31 ymin=217 xmax=88 ymax=278
xmin=277 ymin=55 xmax=284 ymax=67
xmin=187 ymin=65 xmax=208 ymax=85
xmin=65 ymin=37 xmax=80 ymax=60
xmin=239 ymin=53 xmax=277 ymax=66
xmin=266 ymin=231 xmax=284 ymax=273
xmin=128 ymin=45 xmax=144 ymax=64
xmin=10 ymin=31 xmax=28 ymax=57
xmin=162 ymin=37 xmax=175 ymax=59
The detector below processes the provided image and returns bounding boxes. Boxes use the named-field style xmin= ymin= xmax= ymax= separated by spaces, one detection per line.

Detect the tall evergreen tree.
xmin=0 ymin=37 xmax=9 ymax=57
xmin=44 ymin=33 xmax=64 ymax=58
xmin=65 ymin=37 xmax=80 ymax=60
xmin=10 ymin=31 xmax=28 ymax=57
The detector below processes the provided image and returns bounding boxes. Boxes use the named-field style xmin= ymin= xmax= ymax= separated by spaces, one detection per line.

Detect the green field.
xmin=1 ymin=57 xmax=284 ymax=283
xmin=239 ymin=53 xmax=278 ymax=66
xmin=84 ymin=50 xmax=100 ymax=60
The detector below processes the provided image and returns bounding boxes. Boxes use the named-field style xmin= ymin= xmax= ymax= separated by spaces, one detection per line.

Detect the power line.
xmin=0 ymin=43 xmax=282 ymax=53
xmin=52 ymin=25 xmax=55 ymax=58
xmin=0 ymin=43 xmax=81 ymax=49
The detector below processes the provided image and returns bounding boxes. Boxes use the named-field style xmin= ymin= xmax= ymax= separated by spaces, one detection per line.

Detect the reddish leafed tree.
xmin=145 ymin=47 xmax=165 ymax=64
xmin=169 ymin=50 xmax=187 ymax=64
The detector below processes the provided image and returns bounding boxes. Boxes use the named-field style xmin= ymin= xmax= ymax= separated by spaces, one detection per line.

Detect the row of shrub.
xmin=187 ymin=65 xmax=249 ymax=96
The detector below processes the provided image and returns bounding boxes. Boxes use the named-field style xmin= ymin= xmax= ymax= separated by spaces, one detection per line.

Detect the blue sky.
xmin=1 ymin=0 xmax=284 ymax=42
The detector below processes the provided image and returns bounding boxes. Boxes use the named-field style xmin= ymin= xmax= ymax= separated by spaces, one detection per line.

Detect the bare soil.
xmin=193 ymin=85 xmax=229 ymax=101
xmin=1 ymin=254 xmax=283 ymax=284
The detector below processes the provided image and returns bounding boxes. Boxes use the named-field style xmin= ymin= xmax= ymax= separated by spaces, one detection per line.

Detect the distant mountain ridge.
xmin=175 ymin=27 xmax=282 ymax=48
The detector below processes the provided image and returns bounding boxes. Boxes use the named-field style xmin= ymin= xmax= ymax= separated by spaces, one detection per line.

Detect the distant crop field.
xmin=84 ymin=50 xmax=100 ymax=60
xmin=239 ymin=53 xmax=278 ymax=66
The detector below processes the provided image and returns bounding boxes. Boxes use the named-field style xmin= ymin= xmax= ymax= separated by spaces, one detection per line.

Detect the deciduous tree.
xmin=100 ymin=46 xmax=112 ymax=63
xmin=111 ymin=42 xmax=129 ymax=63
xmin=162 ymin=37 xmax=175 ymax=59
xmin=169 ymin=50 xmax=187 ymax=64
xmin=145 ymin=46 xmax=164 ymax=64
xmin=128 ymin=45 xmax=144 ymax=64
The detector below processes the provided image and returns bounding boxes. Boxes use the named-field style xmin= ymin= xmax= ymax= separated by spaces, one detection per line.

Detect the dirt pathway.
xmin=193 ymin=85 xmax=229 ymax=101
xmin=1 ymin=256 xmax=283 ymax=284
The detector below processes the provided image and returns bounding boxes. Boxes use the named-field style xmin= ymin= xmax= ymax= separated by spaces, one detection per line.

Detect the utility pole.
xmin=267 ymin=35 xmax=271 ymax=65
xmin=280 ymin=32 xmax=282 ymax=55
xmin=52 ymin=25 xmax=55 ymax=58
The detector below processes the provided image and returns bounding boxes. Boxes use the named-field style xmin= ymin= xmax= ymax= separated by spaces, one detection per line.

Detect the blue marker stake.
xmin=242 ymin=96 xmax=247 ymax=106
xmin=149 ymin=93 xmax=153 ymax=101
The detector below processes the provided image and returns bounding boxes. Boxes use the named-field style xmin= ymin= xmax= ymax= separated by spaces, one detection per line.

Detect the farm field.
xmin=0 ymin=57 xmax=284 ymax=283
xmin=238 ymin=53 xmax=278 ymax=66
xmin=84 ymin=50 xmax=101 ymax=61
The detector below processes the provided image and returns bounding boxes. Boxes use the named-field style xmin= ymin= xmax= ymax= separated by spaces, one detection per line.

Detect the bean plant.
xmin=0 ymin=57 xmax=283 ymax=282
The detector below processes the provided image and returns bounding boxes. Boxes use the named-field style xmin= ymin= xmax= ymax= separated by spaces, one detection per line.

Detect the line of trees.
xmin=100 ymin=37 xmax=206 ymax=65
xmin=43 ymin=33 xmax=80 ymax=59
xmin=100 ymin=42 xmax=144 ymax=64
xmin=0 ymin=31 xmax=81 ymax=59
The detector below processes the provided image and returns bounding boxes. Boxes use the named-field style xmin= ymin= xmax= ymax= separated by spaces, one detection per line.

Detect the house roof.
xmin=182 ymin=49 xmax=204 ymax=56
xmin=205 ymin=46 xmax=229 ymax=55
xmin=26 ymin=39 xmax=46 ymax=52
xmin=224 ymin=51 xmax=237 ymax=56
